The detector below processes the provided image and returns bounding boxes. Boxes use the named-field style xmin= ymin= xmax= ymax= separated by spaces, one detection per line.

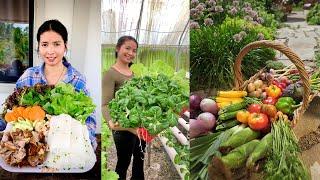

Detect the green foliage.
xmin=0 ymin=22 xmax=29 ymax=65
xmin=101 ymin=46 xmax=189 ymax=73
xmin=161 ymin=129 xmax=189 ymax=179
xmin=307 ymin=3 xmax=320 ymax=25
xmin=190 ymin=17 xmax=276 ymax=91
xmin=131 ymin=61 xmax=189 ymax=94
xmin=101 ymin=119 xmax=119 ymax=180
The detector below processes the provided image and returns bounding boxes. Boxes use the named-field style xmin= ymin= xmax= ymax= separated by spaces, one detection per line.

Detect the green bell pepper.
xmin=275 ymin=97 xmax=299 ymax=115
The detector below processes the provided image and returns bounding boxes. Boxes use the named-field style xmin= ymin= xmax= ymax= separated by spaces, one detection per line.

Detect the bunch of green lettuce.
xmin=20 ymin=83 xmax=96 ymax=124
xmin=108 ymin=73 xmax=188 ymax=135
xmin=18 ymin=84 xmax=54 ymax=107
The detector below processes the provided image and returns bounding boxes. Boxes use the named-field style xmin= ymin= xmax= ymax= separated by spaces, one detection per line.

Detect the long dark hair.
xmin=115 ymin=36 xmax=138 ymax=67
xmin=37 ymin=19 xmax=69 ymax=63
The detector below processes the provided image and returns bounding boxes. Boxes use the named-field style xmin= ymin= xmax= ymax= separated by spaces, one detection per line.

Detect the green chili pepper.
xmin=275 ymin=97 xmax=300 ymax=115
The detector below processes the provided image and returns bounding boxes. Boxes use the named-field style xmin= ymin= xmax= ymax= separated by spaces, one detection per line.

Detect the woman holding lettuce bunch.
xmin=16 ymin=19 xmax=97 ymax=149
xmin=102 ymin=36 xmax=146 ymax=180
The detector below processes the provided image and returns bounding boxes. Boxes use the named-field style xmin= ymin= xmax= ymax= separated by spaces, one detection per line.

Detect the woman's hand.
xmin=127 ymin=128 xmax=138 ymax=136
xmin=108 ymin=120 xmax=138 ymax=136
xmin=108 ymin=120 xmax=120 ymax=130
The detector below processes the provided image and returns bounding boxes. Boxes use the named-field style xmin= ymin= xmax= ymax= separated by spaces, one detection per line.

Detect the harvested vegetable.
xmin=190 ymin=112 xmax=216 ymax=138
xmin=262 ymin=96 xmax=278 ymax=105
xmin=275 ymin=97 xmax=299 ymax=115
xmin=218 ymin=101 xmax=247 ymax=115
xmin=28 ymin=106 xmax=45 ymax=121
xmin=265 ymin=116 xmax=310 ymax=180
xmin=282 ymin=82 xmax=304 ymax=102
xmin=219 ymin=110 xmax=243 ymax=121
xmin=221 ymin=139 xmax=260 ymax=168
xmin=190 ymin=125 xmax=246 ymax=180
xmin=219 ymin=127 xmax=260 ymax=153
xmin=217 ymin=91 xmax=247 ymax=98
xmin=4 ymin=112 xmax=17 ymax=122
xmin=246 ymin=133 xmax=272 ymax=169
xmin=190 ymin=94 xmax=202 ymax=110
xmin=215 ymin=119 xmax=240 ymax=132
xmin=236 ymin=110 xmax=250 ymax=124
xmin=215 ymin=97 xmax=243 ymax=103
xmin=266 ymin=85 xmax=282 ymax=98
xmin=247 ymin=104 xmax=262 ymax=113
xmin=109 ymin=74 xmax=188 ymax=135
xmin=200 ymin=98 xmax=218 ymax=115
xmin=248 ymin=113 xmax=270 ymax=131
xmin=208 ymin=140 xmax=260 ymax=179
xmin=261 ymin=104 xmax=277 ymax=118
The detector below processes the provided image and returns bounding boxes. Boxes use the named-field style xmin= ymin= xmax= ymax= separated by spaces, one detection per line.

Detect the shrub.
xmin=190 ymin=17 xmax=276 ymax=91
xmin=307 ymin=3 xmax=320 ymax=25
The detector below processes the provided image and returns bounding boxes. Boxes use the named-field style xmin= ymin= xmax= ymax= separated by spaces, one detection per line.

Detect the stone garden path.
xmin=276 ymin=11 xmax=320 ymax=67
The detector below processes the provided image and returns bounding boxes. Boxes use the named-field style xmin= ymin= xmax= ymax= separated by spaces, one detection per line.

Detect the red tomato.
xmin=247 ymin=104 xmax=262 ymax=113
xmin=248 ymin=113 xmax=269 ymax=131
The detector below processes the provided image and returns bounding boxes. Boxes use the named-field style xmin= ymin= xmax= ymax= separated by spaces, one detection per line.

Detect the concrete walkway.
xmin=276 ymin=11 xmax=320 ymax=67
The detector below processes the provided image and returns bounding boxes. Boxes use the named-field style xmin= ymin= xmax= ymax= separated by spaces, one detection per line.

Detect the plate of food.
xmin=0 ymin=83 xmax=96 ymax=173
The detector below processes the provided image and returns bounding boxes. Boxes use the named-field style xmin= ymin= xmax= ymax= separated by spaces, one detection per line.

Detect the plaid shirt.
xmin=16 ymin=60 xmax=97 ymax=149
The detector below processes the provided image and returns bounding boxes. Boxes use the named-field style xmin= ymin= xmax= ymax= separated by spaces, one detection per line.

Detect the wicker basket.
xmin=233 ymin=40 xmax=312 ymax=125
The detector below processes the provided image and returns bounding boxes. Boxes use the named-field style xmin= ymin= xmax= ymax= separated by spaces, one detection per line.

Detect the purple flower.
xmin=191 ymin=0 xmax=199 ymax=7
xmin=239 ymin=31 xmax=247 ymax=38
xmin=244 ymin=15 xmax=253 ymax=21
xmin=204 ymin=18 xmax=214 ymax=26
xmin=207 ymin=7 xmax=215 ymax=12
xmin=196 ymin=4 xmax=205 ymax=11
xmin=252 ymin=21 xmax=259 ymax=26
xmin=249 ymin=10 xmax=258 ymax=18
xmin=190 ymin=21 xmax=200 ymax=29
xmin=206 ymin=0 xmax=216 ymax=6
xmin=229 ymin=7 xmax=238 ymax=16
xmin=257 ymin=17 xmax=264 ymax=24
xmin=232 ymin=0 xmax=239 ymax=6
xmin=190 ymin=8 xmax=198 ymax=16
xmin=233 ymin=33 xmax=242 ymax=42
xmin=242 ymin=6 xmax=252 ymax=14
xmin=257 ymin=33 xmax=265 ymax=40
xmin=215 ymin=6 xmax=224 ymax=13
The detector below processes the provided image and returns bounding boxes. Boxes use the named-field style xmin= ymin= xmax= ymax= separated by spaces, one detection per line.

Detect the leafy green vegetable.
xmin=19 ymin=83 xmax=96 ymax=124
xmin=109 ymin=74 xmax=188 ymax=135
xmin=265 ymin=119 xmax=310 ymax=180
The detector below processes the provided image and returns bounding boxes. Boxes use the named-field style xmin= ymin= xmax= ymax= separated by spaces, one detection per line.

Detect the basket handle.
xmin=233 ymin=40 xmax=311 ymax=113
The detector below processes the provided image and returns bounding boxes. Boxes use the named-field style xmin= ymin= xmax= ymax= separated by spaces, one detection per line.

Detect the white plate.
xmin=0 ymin=120 xmax=96 ymax=173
